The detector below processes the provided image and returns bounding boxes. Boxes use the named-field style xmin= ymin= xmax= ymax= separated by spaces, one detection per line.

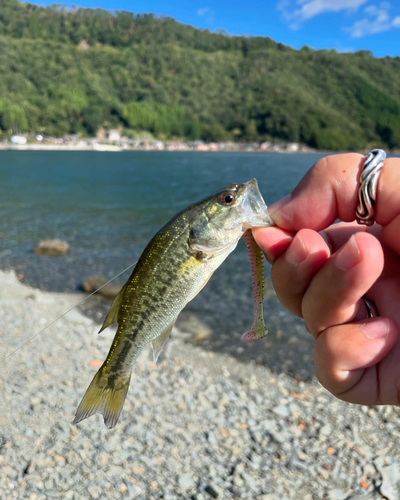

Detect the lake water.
xmin=0 ymin=151 xmax=325 ymax=373
xmin=0 ymin=150 xmax=324 ymax=290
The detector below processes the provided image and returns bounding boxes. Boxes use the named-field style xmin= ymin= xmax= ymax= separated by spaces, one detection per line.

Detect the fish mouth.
xmin=241 ymin=179 xmax=274 ymax=229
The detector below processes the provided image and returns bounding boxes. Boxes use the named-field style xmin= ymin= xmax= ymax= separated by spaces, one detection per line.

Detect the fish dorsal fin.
xmin=98 ymin=283 xmax=128 ymax=334
xmin=151 ymin=320 xmax=176 ymax=362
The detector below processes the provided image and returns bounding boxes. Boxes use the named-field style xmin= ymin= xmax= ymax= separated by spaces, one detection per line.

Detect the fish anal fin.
xmin=73 ymin=367 xmax=131 ymax=429
xmin=99 ymin=283 xmax=128 ymax=334
xmin=151 ymin=320 xmax=175 ymax=362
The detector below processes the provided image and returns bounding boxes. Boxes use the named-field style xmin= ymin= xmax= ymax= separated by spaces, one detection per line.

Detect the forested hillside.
xmin=1 ymin=0 xmax=400 ymax=149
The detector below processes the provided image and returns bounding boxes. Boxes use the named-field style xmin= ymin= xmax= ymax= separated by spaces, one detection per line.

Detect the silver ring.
xmin=363 ymin=298 xmax=378 ymax=318
xmin=356 ymin=149 xmax=386 ymax=226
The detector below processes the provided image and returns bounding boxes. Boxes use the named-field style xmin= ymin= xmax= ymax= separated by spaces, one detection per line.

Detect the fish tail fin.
xmin=73 ymin=367 xmax=132 ymax=429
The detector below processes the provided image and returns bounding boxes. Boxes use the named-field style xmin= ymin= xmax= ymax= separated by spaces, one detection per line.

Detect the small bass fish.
xmin=74 ymin=179 xmax=273 ymax=428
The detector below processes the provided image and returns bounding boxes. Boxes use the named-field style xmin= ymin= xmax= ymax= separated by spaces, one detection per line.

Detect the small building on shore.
xmin=11 ymin=135 xmax=27 ymax=145
xmin=108 ymin=130 xmax=121 ymax=142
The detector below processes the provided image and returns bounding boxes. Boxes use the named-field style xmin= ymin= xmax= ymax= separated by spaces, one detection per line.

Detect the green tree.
xmin=0 ymin=99 xmax=28 ymax=132
xmin=0 ymin=0 xmax=399 ymax=149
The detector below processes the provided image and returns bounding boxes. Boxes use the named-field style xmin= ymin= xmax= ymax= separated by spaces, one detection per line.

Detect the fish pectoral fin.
xmin=151 ymin=320 xmax=176 ymax=363
xmin=190 ymin=240 xmax=234 ymax=259
xmin=98 ymin=283 xmax=128 ymax=334
xmin=189 ymin=218 xmax=238 ymax=260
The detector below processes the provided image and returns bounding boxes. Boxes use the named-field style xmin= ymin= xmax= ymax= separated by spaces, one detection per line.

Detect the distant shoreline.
xmin=0 ymin=137 xmax=316 ymax=154
xmin=1 ymin=144 xmax=399 ymax=155
xmin=0 ymin=143 xmax=123 ymax=152
xmin=0 ymin=143 xmax=313 ymax=153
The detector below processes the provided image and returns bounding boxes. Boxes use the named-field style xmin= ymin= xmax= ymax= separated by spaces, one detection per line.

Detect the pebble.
xmin=320 ymin=423 xmax=332 ymax=437
xmin=328 ymin=490 xmax=347 ymax=500
xmin=0 ymin=269 xmax=400 ymax=500
xmin=207 ymin=431 xmax=218 ymax=447
xmin=204 ymin=483 xmax=221 ymax=498
xmin=379 ymin=463 xmax=400 ymax=500
xmin=178 ymin=473 xmax=195 ymax=490
xmin=272 ymin=405 xmax=289 ymax=418
xmin=250 ymin=452 xmax=262 ymax=464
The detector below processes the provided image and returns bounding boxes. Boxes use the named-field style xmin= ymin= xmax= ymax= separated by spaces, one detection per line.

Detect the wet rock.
xmin=177 ymin=313 xmax=212 ymax=342
xmin=82 ymin=275 xmax=122 ymax=299
xmin=34 ymin=239 xmax=70 ymax=256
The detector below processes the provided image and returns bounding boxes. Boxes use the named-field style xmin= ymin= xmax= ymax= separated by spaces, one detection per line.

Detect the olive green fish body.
xmin=102 ymin=213 xmax=234 ymax=374
xmin=74 ymin=179 xmax=273 ymax=428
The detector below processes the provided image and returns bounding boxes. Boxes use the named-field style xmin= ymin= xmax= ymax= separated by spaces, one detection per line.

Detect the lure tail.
xmin=241 ymin=229 xmax=268 ymax=342
xmin=73 ymin=367 xmax=131 ymax=429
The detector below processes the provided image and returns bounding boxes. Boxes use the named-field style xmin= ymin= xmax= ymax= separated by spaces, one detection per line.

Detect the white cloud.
xmin=278 ymin=0 xmax=368 ymax=27
xmin=197 ymin=6 xmax=215 ymax=24
xmin=297 ymin=0 xmax=367 ymax=21
xmin=348 ymin=3 xmax=400 ymax=37
xmin=197 ymin=7 xmax=210 ymax=16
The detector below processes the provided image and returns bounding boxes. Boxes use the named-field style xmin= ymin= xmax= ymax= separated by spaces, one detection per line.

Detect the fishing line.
xmin=3 ymin=261 xmax=138 ymax=361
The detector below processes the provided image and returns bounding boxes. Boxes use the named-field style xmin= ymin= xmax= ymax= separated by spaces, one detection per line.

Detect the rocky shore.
xmin=1 ymin=270 xmax=400 ymax=500
xmin=0 ymin=135 xmax=312 ymax=154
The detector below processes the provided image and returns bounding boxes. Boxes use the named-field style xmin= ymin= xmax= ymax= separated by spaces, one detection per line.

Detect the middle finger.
xmin=271 ymin=228 xmax=330 ymax=317
xmin=302 ymin=231 xmax=384 ymax=337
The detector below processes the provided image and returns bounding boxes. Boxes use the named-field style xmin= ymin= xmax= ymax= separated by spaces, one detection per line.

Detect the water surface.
xmin=0 ymin=150 xmax=323 ymax=288
xmin=0 ymin=151 xmax=325 ymax=376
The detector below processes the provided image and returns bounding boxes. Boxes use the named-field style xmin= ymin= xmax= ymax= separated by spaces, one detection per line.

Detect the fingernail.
xmin=286 ymin=234 xmax=307 ymax=264
xmin=335 ymin=234 xmax=361 ymax=271
xmin=268 ymin=194 xmax=292 ymax=217
xmin=360 ymin=318 xmax=389 ymax=339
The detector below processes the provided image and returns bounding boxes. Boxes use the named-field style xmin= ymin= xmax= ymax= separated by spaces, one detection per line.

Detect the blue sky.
xmin=30 ymin=0 xmax=400 ymax=57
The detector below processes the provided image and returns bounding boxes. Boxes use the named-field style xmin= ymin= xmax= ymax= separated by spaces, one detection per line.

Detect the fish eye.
xmin=220 ymin=192 xmax=236 ymax=206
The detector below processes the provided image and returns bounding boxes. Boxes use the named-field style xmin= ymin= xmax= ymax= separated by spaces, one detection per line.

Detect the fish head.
xmin=203 ymin=178 xmax=273 ymax=231
xmin=238 ymin=178 xmax=274 ymax=230
xmin=189 ymin=178 xmax=273 ymax=257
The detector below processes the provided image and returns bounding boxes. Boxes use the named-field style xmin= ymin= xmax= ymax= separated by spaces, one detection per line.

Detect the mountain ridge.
xmin=0 ymin=0 xmax=399 ymax=150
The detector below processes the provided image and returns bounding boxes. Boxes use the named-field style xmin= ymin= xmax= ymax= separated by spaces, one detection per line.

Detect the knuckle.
xmin=313 ymin=153 xmax=363 ymax=180
xmin=312 ymin=156 xmax=329 ymax=178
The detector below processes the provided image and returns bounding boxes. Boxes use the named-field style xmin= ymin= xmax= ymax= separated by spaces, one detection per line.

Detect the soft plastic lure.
xmin=241 ymin=230 xmax=268 ymax=342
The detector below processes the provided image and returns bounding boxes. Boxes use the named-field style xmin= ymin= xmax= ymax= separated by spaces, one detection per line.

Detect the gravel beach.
xmin=1 ymin=269 xmax=400 ymax=500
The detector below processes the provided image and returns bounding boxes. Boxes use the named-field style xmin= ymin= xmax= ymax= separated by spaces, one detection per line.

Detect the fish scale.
xmin=73 ymin=179 xmax=273 ymax=428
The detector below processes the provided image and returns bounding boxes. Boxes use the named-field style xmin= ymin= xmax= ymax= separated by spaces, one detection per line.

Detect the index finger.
xmin=269 ymin=153 xmax=400 ymax=235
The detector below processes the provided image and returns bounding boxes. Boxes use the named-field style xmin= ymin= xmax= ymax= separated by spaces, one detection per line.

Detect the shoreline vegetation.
xmin=1 ymin=0 xmax=400 ymax=153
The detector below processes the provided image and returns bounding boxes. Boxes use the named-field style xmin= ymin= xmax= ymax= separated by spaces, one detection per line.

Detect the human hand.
xmin=254 ymin=153 xmax=400 ymax=405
